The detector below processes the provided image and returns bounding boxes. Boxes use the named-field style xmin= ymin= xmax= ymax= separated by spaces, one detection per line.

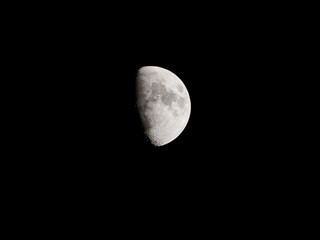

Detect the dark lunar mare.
xmin=151 ymin=82 xmax=179 ymax=108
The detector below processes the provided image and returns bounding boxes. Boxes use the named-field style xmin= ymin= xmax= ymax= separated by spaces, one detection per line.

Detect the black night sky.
xmin=14 ymin=3 xmax=302 ymax=234
xmin=47 ymin=26 xmax=289 ymax=203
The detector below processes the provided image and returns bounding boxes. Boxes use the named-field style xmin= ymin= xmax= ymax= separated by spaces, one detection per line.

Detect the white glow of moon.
xmin=136 ymin=66 xmax=191 ymax=146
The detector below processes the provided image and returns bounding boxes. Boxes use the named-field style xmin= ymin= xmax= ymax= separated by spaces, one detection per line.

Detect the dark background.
xmin=41 ymin=10 xmax=291 ymax=174
xmin=9 ymin=2 xmax=304 ymax=233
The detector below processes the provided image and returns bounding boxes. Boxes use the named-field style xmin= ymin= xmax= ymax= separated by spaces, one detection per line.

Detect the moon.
xmin=136 ymin=66 xmax=191 ymax=146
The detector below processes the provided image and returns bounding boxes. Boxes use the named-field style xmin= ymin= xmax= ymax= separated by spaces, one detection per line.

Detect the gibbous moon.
xmin=136 ymin=66 xmax=191 ymax=146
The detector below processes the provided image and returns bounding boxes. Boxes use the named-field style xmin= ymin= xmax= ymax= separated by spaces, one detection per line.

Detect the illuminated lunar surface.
xmin=136 ymin=66 xmax=191 ymax=146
